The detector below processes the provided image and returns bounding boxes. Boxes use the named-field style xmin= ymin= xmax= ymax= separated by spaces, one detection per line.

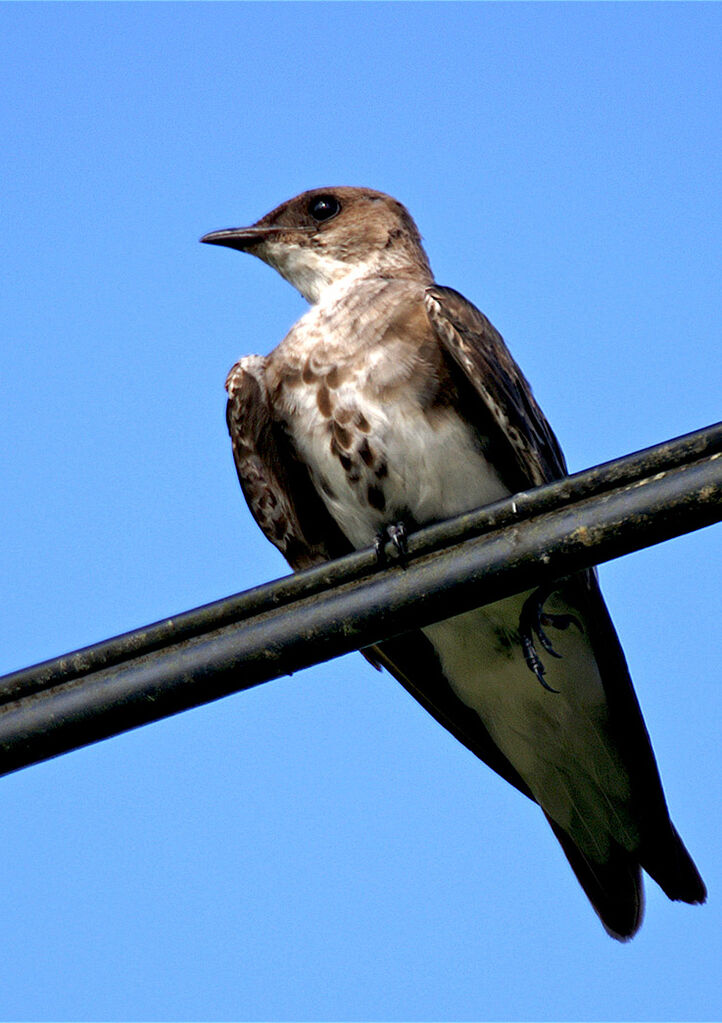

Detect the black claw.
xmin=519 ymin=585 xmax=582 ymax=692
xmin=374 ymin=521 xmax=409 ymax=566
xmin=388 ymin=523 xmax=408 ymax=560
xmin=520 ymin=630 xmax=560 ymax=693
xmin=534 ymin=619 xmax=563 ymax=659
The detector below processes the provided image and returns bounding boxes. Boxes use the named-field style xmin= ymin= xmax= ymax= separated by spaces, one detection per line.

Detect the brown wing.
xmin=425 ymin=285 xmax=567 ymax=489
xmin=397 ymin=288 xmax=705 ymax=935
xmin=226 ymin=357 xmax=352 ymax=571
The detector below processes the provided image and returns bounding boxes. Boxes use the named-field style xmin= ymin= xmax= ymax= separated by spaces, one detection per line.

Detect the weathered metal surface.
xmin=4 ymin=419 xmax=722 ymax=702
xmin=0 ymin=423 xmax=720 ymax=778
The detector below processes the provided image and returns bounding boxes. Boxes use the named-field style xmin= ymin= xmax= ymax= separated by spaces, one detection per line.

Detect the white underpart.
xmin=301 ymin=384 xmax=509 ymax=549
xmin=270 ymin=275 xmax=508 ymax=545
xmin=425 ymin=602 xmax=636 ymax=858
xmin=265 ymin=243 xmax=376 ymax=305
xmin=298 ymin=375 xmax=636 ymax=856
xmin=307 ymin=380 xmax=637 ymax=854
xmin=264 ymin=273 xmax=637 ymax=858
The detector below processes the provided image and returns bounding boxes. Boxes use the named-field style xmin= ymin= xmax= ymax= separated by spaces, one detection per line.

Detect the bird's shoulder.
xmin=225 ymin=354 xmax=351 ymax=569
xmin=424 ymin=283 xmax=568 ymax=486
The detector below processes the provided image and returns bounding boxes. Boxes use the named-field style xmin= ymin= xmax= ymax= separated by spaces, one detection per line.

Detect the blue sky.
xmin=2 ymin=3 xmax=721 ymax=1020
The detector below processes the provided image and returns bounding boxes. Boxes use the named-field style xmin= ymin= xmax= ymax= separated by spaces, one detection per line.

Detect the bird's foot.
xmin=374 ymin=522 xmax=409 ymax=566
xmin=519 ymin=585 xmax=583 ymax=692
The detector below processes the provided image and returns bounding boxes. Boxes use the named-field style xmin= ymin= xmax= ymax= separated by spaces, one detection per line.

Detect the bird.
xmin=201 ymin=186 xmax=705 ymax=939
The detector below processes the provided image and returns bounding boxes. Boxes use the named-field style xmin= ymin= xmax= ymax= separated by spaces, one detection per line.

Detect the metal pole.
xmin=4 ymin=419 xmax=722 ymax=703
xmin=0 ymin=427 xmax=720 ymax=778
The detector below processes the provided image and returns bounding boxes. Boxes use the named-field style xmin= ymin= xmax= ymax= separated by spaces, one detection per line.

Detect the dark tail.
xmin=641 ymin=822 xmax=707 ymax=905
xmin=546 ymin=813 xmax=706 ymax=941
xmin=545 ymin=813 xmax=644 ymax=940
xmin=558 ymin=576 xmax=707 ymax=938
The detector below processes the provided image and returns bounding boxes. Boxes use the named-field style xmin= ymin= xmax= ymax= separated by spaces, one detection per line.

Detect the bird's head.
xmin=201 ymin=187 xmax=433 ymax=304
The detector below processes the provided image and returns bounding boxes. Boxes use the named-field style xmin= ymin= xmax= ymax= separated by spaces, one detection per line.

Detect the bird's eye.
xmin=308 ymin=195 xmax=341 ymax=223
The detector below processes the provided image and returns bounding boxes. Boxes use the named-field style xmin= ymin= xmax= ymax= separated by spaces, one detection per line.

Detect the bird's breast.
xmin=268 ymin=297 xmax=510 ymax=548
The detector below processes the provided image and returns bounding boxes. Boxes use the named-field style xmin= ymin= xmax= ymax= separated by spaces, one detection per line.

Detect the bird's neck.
xmin=266 ymin=244 xmax=432 ymax=306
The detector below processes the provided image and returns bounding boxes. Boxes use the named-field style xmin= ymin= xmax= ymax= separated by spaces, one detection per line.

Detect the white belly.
xmin=271 ymin=335 xmax=637 ymax=858
xmin=290 ymin=389 xmax=510 ymax=549
xmin=423 ymin=597 xmax=637 ymax=858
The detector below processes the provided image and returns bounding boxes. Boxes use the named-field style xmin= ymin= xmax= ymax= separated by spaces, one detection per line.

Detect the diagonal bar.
xmin=5 ymin=420 xmax=722 ymax=702
xmin=0 ymin=422 xmax=720 ymax=779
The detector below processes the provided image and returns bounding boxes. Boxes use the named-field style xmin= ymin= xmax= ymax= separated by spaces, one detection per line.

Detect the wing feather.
xmin=417 ymin=284 xmax=705 ymax=935
xmin=425 ymin=285 xmax=567 ymax=488
xmin=226 ymin=357 xmax=352 ymax=570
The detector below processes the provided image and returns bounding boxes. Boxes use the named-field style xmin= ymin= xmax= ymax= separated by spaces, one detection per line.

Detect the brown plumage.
xmin=204 ymin=187 xmax=705 ymax=939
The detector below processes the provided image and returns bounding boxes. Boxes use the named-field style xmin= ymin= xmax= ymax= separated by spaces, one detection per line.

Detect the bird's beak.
xmin=199 ymin=225 xmax=273 ymax=251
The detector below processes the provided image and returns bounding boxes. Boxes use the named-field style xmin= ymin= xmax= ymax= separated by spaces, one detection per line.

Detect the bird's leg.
xmin=519 ymin=628 xmax=559 ymax=693
xmin=374 ymin=521 xmax=409 ymax=565
xmin=519 ymin=584 xmax=583 ymax=692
